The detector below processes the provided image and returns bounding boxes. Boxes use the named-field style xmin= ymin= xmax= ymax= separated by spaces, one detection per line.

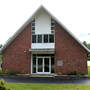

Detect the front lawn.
xmin=88 ymin=66 xmax=90 ymax=76
xmin=7 ymin=83 xmax=90 ymax=90
xmin=6 ymin=67 xmax=90 ymax=90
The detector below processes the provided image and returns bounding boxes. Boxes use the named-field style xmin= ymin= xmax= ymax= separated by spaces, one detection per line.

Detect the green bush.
xmin=67 ymin=70 xmax=77 ymax=75
xmin=5 ymin=70 xmax=17 ymax=75
xmin=0 ymin=69 xmax=5 ymax=74
xmin=67 ymin=70 xmax=85 ymax=76
xmin=0 ymin=69 xmax=18 ymax=75
xmin=88 ymin=54 xmax=90 ymax=61
xmin=0 ymin=79 xmax=12 ymax=90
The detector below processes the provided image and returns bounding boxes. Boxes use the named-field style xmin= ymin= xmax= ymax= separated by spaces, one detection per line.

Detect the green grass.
xmin=6 ymin=67 xmax=90 ymax=90
xmin=0 ymin=67 xmax=89 ymax=90
xmin=88 ymin=66 xmax=90 ymax=76
xmin=0 ymin=55 xmax=2 ymax=61
xmin=7 ymin=83 xmax=90 ymax=90
xmin=88 ymin=54 xmax=90 ymax=60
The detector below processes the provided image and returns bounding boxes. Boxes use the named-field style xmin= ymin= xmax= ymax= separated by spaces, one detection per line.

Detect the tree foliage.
xmin=0 ymin=44 xmax=2 ymax=48
xmin=0 ymin=79 xmax=12 ymax=90
xmin=88 ymin=44 xmax=90 ymax=50
xmin=83 ymin=41 xmax=90 ymax=50
xmin=83 ymin=41 xmax=88 ymax=47
xmin=83 ymin=41 xmax=90 ymax=61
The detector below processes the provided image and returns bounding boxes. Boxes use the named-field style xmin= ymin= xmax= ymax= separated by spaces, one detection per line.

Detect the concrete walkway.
xmin=0 ymin=75 xmax=90 ymax=84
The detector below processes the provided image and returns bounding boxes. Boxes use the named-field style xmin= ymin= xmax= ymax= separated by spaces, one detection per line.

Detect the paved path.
xmin=0 ymin=76 xmax=90 ymax=84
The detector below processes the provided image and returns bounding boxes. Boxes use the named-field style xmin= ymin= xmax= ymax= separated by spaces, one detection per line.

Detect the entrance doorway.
xmin=31 ymin=54 xmax=54 ymax=74
xmin=37 ymin=57 xmax=51 ymax=74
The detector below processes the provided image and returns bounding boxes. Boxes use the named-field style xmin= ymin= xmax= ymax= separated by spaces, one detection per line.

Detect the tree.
xmin=87 ymin=44 xmax=90 ymax=50
xmin=0 ymin=44 xmax=2 ymax=48
xmin=83 ymin=41 xmax=88 ymax=47
xmin=0 ymin=44 xmax=2 ymax=62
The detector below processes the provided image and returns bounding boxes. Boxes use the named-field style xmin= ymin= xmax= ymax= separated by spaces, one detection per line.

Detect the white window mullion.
xmin=48 ymin=34 xmax=49 ymax=43
xmin=31 ymin=54 xmax=32 ymax=74
xmin=36 ymin=35 xmax=37 ymax=43
xmin=42 ymin=34 xmax=44 ymax=43
xmin=43 ymin=58 xmax=44 ymax=72
xmin=36 ymin=57 xmax=38 ymax=73
xmin=49 ymin=57 xmax=51 ymax=73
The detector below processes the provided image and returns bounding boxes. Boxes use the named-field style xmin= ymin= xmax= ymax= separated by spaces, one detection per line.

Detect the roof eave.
xmin=0 ymin=5 xmax=90 ymax=53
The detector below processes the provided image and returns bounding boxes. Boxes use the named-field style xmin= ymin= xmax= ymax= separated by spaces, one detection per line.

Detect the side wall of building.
xmin=55 ymin=22 xmax=88 ymax=75
xmin=2 ymin=23 xmax=31 ymax=74
xmin=2 ymin=20 xmax=88 ymax=75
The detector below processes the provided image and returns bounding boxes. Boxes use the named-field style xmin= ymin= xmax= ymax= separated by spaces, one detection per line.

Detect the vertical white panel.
xmin=35 ymin=9 xmax=51 ymax=34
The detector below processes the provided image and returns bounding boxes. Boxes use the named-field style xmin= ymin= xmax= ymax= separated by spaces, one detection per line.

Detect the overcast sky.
xmin=0 ymin=0 xmax=90 ymax=45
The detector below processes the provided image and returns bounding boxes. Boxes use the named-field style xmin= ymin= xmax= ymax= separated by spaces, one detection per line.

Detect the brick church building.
xmin=0 ymin=5 xmax=89 ymax=76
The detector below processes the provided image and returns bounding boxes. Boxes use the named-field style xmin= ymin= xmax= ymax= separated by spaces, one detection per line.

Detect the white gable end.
xmin=0 ymin=5 xmax=89 ymax=53
xmin=31 ymin=8 xmax=55 ymax=49
xmin=35 ymin=8 xmax=51 ymax=34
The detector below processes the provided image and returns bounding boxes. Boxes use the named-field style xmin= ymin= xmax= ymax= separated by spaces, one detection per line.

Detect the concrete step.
xmin=30 ymin=74 xmax=57 ymax=77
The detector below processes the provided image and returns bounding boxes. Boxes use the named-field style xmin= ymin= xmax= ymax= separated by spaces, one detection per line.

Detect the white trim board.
xmin=0 ymin=5 xmax=90 ymax=53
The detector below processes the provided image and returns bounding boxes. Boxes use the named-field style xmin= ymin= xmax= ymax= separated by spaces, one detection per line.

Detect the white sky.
xmin=0 ymin=0 xmax=90 ymax=45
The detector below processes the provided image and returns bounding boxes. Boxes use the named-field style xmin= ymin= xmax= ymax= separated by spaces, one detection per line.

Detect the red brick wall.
xmin=55 ymin=22 xmax=88 ymax=75
xmin=2 ymin=23 xmax=31 ymax=74
xmin=2 ymin=21 xmax=88 ymax=75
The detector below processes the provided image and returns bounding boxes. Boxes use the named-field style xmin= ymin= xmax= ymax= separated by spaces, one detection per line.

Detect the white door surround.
xmin=31 ymin=56 xmax=51 ymax=74
xmin=37 ymin=57 xmax=51 ymax=74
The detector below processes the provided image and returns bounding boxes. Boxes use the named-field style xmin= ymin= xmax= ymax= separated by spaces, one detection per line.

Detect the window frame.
xmin=37 ymin=34 xmax=42 ymax=43
xmin=43 ymin=34 xmax=49 ymax=43
xmin=32 ymin=35 xmax=36 ymax=43
xmin=31 ymin=19 xmax=35 ymax=34
xmin=32 ymin=34 xmax=54 ymax=43
xmin=51 ymin=19 xmax=55 ymax=34
xmin=49 ymin=34 xmax=54 ymax=43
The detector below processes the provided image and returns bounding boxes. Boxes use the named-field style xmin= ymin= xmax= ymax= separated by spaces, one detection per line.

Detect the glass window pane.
xmin=32 ymin=23 xmax=35 ymax=26
xmin=49 ymin=34 xmax=54 ymax=43
xmin=32 ymin=35 xmax=36 ymax=43
xmin=33 ymin=56 xmax=36 ymax=73
xmin=32 ymin=19 xmax=35 ymax=23
xmin=44 ymin=58 xmax=49 ymax=72
xmin=51 ymin=57 xmax=54 ymax=73
xmin=44 ymin=34 xmax=48 ymax=43
xmin=32 ymin=31 xmax=35 ymax=34
xmin=38 ymin=35 xmax=42 ymax=43
xmin=51 ymin=27 xmax=54 ymax=30
xmin=38 ymin=58 xmax=43 ymax=72
xmin=51 ymin=22 xmax=55 ymax=26
xmin=32 ymin=27 xmax=35 ymax=30
xmin=51 ymin=30 xmax=54 ymax=34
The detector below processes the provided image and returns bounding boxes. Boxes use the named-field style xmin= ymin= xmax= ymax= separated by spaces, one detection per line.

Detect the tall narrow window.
xmin=49 ymin=34 xmax=54 ymax=43
xmin=44 ymin=34 xmax=48 ymax=43
xmin=51 ymin=19 xmax=55 ymax=34
xmin=32 ymin=55 xmax=36 ymax=73
xmin=32 ymin=35 xmax=36 ymax=43
xmin=51 ymin=57 xmax=54 ymax=73
xmin=32 ymin=19 xmax=35 ymax=34
xmin=38 ymin=35 xmax=42 ymax=43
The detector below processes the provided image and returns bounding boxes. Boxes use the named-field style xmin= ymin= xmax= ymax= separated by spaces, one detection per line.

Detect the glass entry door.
xmin=37 ymin=57 xmax=51 ymax=74
xmin=38 ymin=58 xmax=43 ymax=72
xmin=44 ymin=58 xmax=49 ymax=72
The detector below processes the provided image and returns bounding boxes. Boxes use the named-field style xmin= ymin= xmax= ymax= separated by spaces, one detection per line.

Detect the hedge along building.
xmin=0 ymin=5 xmax=90 ymax=75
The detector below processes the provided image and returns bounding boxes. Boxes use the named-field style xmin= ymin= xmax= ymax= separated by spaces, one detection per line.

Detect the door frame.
xmin=36 ymin=56 xmax=51 ymax=74
xmin=31 ymin=55 xmax=51 ymax=74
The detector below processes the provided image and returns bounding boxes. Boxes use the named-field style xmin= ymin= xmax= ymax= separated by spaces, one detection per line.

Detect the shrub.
xmin=5 ymin=70 xmax=17 ymax=75
xmin=67 ymin=70 xmax=85 ymax=76
xmin=0 ymin=69 xmax=5 ymax=74
xmin=0 ymin=79 xmax=12 ymax=90
xmin=0 ymin=69 xmax=19 ymax=75
xmin=67 ymin=70 xmax=77 ymax=75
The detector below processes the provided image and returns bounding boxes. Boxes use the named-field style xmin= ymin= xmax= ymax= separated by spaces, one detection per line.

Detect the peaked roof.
xmin=0 ymin=5 xmax=90 ymax=53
